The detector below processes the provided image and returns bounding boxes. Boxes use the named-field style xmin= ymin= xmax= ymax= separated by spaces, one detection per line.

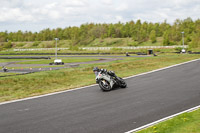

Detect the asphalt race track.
xmin=0 ymin=59 xmax=200 ymax=133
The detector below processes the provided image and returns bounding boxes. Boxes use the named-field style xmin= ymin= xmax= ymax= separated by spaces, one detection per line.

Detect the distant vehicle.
xmin=93 ymin=67 xmax=127 ymax=91
xmin=2 ymin=66 xmax=8 ymax=72
xmin=181 ymin=49 xmax=186 ymax=53
xmin=126 ymin=52 xmax=130 ymax=56
xmin=49 ymin=59 xmax=64 ymax=65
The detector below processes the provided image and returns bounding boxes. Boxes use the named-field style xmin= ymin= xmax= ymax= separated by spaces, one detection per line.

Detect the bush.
xmin=132 ymin=42 xmax=139 ymax=47
xmin=32 ymin=41 xmax=41 ymax=47
xmin=16 ymin=43 xmax=26 ymax=47
xmin=69 ymin=45 xmax=79 ymax=51
xmin=175 ymin=47 xmax=182 ymax=52
xmin=154 ymin=49 xmax=161 ymax=52
xmin=169 ymin=41 xmax=177 ymax=46
xmin=4 ymin=41 xmax=12 ymax=49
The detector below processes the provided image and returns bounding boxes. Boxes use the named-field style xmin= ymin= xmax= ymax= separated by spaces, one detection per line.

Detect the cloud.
xmin=0 ymin=7 xmax=35 ymax=22
xmin=63 ymin=0 xmax=88 ymax=7
xmin=0 ymin=0 xmax=200 ymax=32
xmin=101 ymin=0 xmax=113 ymax=5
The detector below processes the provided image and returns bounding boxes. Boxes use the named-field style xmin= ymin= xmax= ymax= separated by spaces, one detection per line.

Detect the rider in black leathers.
xmin=93 ymin=67 xmax=116 ymax=77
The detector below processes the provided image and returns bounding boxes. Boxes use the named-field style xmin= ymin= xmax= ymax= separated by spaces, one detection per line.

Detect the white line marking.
xmin=0 ymin=58 xmax=199 ymax=106
xmin=125 ymin=105 xmax=200 ymax=133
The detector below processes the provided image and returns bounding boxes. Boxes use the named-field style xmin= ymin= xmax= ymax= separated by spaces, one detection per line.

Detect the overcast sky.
xmin=0 ymin=0 xmax=200 ymax=32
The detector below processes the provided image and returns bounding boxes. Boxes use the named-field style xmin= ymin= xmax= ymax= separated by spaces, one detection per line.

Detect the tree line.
xmin=0 ymin=17 xmax=200 ymax=48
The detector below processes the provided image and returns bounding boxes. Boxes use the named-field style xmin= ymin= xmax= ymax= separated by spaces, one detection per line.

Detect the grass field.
xmin=0 ymin=73 xmax=19 ymax=77
xmin=0 ymin=37 xmax=186 ymax=55
xmin=0 ymin=57 xmax=99 ymax=69
xmin=7 ymin=37 xmax=165 ymax=49
xmin=16 ymin=57 xmax=98 ymax=64
xmin=137 ymin=108 xmax=200 ymax=133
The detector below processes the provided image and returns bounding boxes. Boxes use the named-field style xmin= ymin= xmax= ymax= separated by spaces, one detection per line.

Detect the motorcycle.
xmin=2 ymin=67 xmax=8 ymax=72
xmin=94 ymin=68 xmax=127 ymax=91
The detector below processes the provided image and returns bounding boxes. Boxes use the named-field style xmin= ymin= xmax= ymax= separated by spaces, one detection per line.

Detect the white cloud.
xmin=0 ymin=0 xmax=200 ymax=32
xmin=101 ymin=0 xmax=113 ymax=5
xmin=0 ymin=7 xmax=34 ymax=22
xmin=62 ymin=0 xmax=87 ymax=7
xmin=115 ymin=4 xmax=128 ymax=11
xmin=115 ymin=16 xmax=123 ymax=21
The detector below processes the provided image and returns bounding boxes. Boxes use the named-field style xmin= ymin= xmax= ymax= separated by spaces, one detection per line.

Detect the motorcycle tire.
xmin=118 ymin=77 xmax=127 ymax=88
xmin=99 ymin=80 xmax=112 ymax=91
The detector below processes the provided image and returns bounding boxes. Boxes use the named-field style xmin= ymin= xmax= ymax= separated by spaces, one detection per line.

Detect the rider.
xmin=93 ymin=67 xmax=100 ymax=77
xmin=93 ymin=67 xmax=115 ymax=77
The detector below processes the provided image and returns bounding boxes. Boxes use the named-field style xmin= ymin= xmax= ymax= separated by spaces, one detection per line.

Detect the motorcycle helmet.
xmin=93 ymin=67 xmax=99 ymax=72
xmin=93 ymin=67 xmax=99 ymax=77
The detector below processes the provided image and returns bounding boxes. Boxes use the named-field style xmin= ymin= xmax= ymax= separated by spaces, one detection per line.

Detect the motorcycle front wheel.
xmin=99 ymin=80 xmax=112 ymax=91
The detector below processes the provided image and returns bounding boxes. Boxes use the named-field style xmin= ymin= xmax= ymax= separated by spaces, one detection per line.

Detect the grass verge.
xmin=0 ymin=57 xmax=98 ymax=64
xmin=0 ymin=73 xmax=20 ymax=77
xmin=16 ymin=57 xmax=99 ymax=64
xmin=0 ymin=54 xmax=200 ymax=102
xmin=136 ymin=108 xmax=200 ymax=133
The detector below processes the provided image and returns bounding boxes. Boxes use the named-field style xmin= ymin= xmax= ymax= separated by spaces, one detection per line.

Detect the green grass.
xmin=0 ymin=37 xmax=176 ymax=52
xmin=16 ymin=58 xmax=98 ymax=64
xmin=0 ymin=54 xmax=200 ymax=102
xmin=8 ymin=38 xmax=164 ymax=48
xmin=0 ymin=73 xmax=20 ymax=76
xmin=12 ymin=40 xmax=72 ymax=48
xmin=0 ymin=37 xmax=185 ymax=55
xmin=137 ymin=37 xmax=164 ymax=46
xmin=0 ymin=59 xmax=33 ymax=63
xmin=0 ymin=57 xmax=99 ymax=69
xmin=137 ymin=108 xmax=200 ymax=133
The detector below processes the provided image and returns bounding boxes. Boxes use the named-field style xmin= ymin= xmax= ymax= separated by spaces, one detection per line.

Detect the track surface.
xmin=0 ymin=60 xmax=200 ymax=133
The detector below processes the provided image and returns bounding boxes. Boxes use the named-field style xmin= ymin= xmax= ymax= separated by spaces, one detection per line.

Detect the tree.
xmin=150 ymin=30 xmax=157 ymax=43
xmin=108 ymin=24 xmax=115 ymax=37
xmin=163 ymin=31 xmax=170 ymax=45
xmin=0 ymin=32 xmax=6 ymax=42
xmin=189 ymin=31 xmax=200 ymax=48
xmin=0 ymin=18 xmax=199 ymax=48
xmin=16 ymin=30 xmax=23 ymax=41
